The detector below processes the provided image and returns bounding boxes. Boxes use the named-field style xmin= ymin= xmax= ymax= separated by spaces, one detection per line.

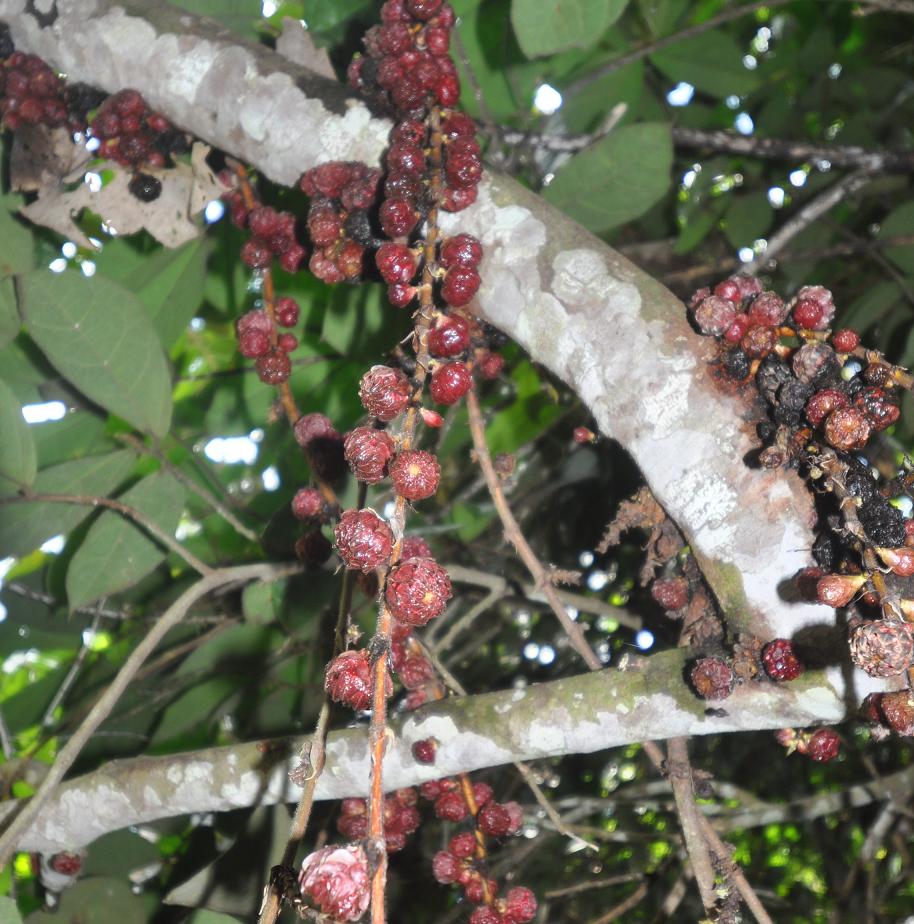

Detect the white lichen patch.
xmin=221 ymin=770 xmax=262 ymax=807
xmin=143 ymin=785 xmax=163 ymax=808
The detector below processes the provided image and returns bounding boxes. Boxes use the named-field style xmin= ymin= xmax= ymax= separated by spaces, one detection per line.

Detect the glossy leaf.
xmin=0 ymin=277 xmax=19 ymax=348
xmin=0 ymin=194 xmax=34 ymax=278
xmin=66 ymin=471 xmax=186 ymax=608
xmin=544 ymin=122 xmax=672 ymax=232
xmin=20 ymin=270 xmax=173 ymax=436
xmin=651 ymin=30 xmax=760 ymax=97
xmin=512 ymin=0 xmax=628 ymax=58
xmin=0 ymin=378 xmax=36 ymax=492
xmin=0 ymin=450 xmax=135 ymax=558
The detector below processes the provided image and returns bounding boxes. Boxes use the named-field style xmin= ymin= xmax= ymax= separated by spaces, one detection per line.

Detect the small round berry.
xmin=276 ymin=296 xmax=300 ymax=327
xmin=792 ymin=299 xmax=824 ymax=330
xmin=279 ymin=243 xmax=307 ymax=273
xmin=831 ymin=328 xmax=860 ymax=353
xmin=689 ymin=657 xmax=733 ymax=700
xmin=504 ymin=886 xmax=538 ymax=923
xmin=379 ymin=197 xmax=419 ymax=238
xmin=444 ymin=139 xmax=482 ymax=188
xmin=387 ymin=283 xmax=416 ymax=308
xmin=127 ymin=172 xmax=162 ymax=202
xmin=449 ymin=832 xmax=477 ymax=859
xmin=335 ymin=509 xmax=394 ymax=572
xmin=432 ymin=851 xmax=461 ymax=884
xmin=430 ymin=361 xmax=472 ymax=405
xmin=241 ymin=237 xmax=273 ymax=269
xmin=724 ymin=314 xmax=751 ymax=344
xmin=441 ymin=111 xmax=476 ymax=141
xmin=856 ymin=387 xmax=900 ymax=431
xmin=573 ymin=426 xmax=595 ymax=444
xmin=294 ymin=412 xmax=338 ymax=449
xmin=469 ymin=909 xmax=498 ymax=924
xmin=390 ymin=449 xmax=440 ymax=501
xmin=849 ymin=620 xmax=914 ymax=677
xmin=798 ymin=727 xmax=840 ymax=762
xmin=434 ymin=790 xmax=468 ymax=822
xmin=761 ymin=638 xmax=803 ymax=681
xmin=805 ymin=389 xmax=849 ymax=427
xmin=824 ymin=406 xmax=871 ymax=451
xmin=376 ymin=246 xmax=419 ymax=290
xmin=740 ymin=325 xmax=777 ymax=360
xmin=344 ymin=426 xmax=396 ymax=484
xmin=713 ymin=278 xmax=742 ymax=305
xmin=386 ymin=557 xmax=452 ymax=625
xmin=256 ymin=350 xmax=291 ymax=384
xmin=402 ymin=536 xmax=433 ymax=560
xmin=428 ymin=314 xmax=471 ymax=357
xmin=277 ymin=332 xmax=298 ymax=353
xmin=795 ymin=285 xmax=835 ymax=328
xmin=651 ymin=577 xmax=689 ymax=611
xmin=325 ymin=649 xmax=374 ymax=711
xmin=299 ymin=844 xmax=370 ymax=922
xmin=397 ymin=653 xmax=436 ymax=689
xmin=238 ymin=329 xmax=271 ymax=358
xmin=359 ymin=365 xmax=412 ymax=421
xmin=880 ymin=691 xmax=914 ymax=736
xmin=291 ymin=487 xmax=325 ymax=521
xmin=693 ymin=296 xmax=737 ymax=337
xmin=439 ymin=233 xmax=483 ymax=269
xmin=816 ymin=573 xmax=866 ymax=608
xmin=440 ymin=184 xmax=478 ymax=212
xmin=476 ymin=351 xmax=504 ymax=380
xmin=412 ymin=738 xmax=437 ymax=764
xmin=407 ymin=0 xmax=443 ymax=18
xmin=747 ymin=291 xmax=788 ymax=327
xmin=792 ymin=341 xmax=838 ymax=384
xmin=441 ymin=265 xmax=480 ymax=307
xmin=478 ymin=801 xmax=522 ymax=837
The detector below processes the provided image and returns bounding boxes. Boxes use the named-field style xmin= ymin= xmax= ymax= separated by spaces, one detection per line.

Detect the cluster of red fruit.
xmin=89 ymin=88 xmax=188 ymax=170
xmin=301 ymin=161 xmax=380 ymax=283
xmin=690 ymin=275 xmax=900 ymax=460
xmin=337 ymin=788 xmax=422 ymax=853
xmin=227 ymin=196 xmax=307 ymax=276
xmin=775 ymin=727 xmax=841 ymax=762
xmin=0 ymin=48 xmax=68 ymax=129
xmin=234 ymin=293 xmax=301 ymax=385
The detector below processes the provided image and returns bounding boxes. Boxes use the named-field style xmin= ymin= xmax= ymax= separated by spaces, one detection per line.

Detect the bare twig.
xmin=465 ymin=387 xmax=603 ymax=672
xmin=665 ymin=737 xmax=718 ymax=914
xmin=3 ymin=582 xmax=129 ymax=620
xmin=745 ymin=168 xmax=876 ymax=273
xmin=41 ymin=611 xmax=103 ymax=730
xmin=544 ymin=872 xmax=642 ymax=899
xmin=0 ymin=562 xmax=299 ymax=867
xmin=587 ymin=881 xmax=650 ymax=924
xmin=118 ymin=433 xmax=260 ymax=543
xmin=0 ymin=492 xmax=211 ymax=576
xmin=0 ymin=706 xmax=13 ymax=762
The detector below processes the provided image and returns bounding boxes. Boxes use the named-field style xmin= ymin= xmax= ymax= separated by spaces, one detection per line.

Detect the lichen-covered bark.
xmin=0 ymin=653 xmax=855 ymax=853
xmin=0 ymin=0 xmax=835 ymax=656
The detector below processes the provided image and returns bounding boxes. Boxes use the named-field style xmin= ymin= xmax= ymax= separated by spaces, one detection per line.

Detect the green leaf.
xmin=20 ymin=270 xmax=173 ymax=436
xmin=121 ymin=239 xmax=210 ymax=347
xmin=66 ymin=471 xmax=186 ymax=608
xmin=242 ymin=579 xmax=285 ymax=626
xmin=0 ymin=194 xmax=35 ymax=278
xmin=0 ymin=378 xmax=37 ymax=492
xmin=722 ymin=192 xmax=774 ymax=249
xmin=512 ymin=0 xmax=628 ymax=58
xmin=0 ymin=450 xmax=135 ymax=559
xmin=650 ymin=30 xmax=761 ymax=97
xmin=638 ymin=0 xmax=688 ymax=36
xmin=543 ymin=123 xmax=673 ymax=232
xmin=841 ymin=280 xmax=902 ymax=334
xmin=0 ymin=896 xmax=24 ymax=924
xmin=169 ymin=0 xmax=263 ymax=39
xmin=0 ymin=278 xmax=20 ymax=348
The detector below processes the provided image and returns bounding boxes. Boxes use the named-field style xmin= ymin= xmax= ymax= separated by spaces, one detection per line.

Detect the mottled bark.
xmin=1 ymin=652 xmax=856 ymax=853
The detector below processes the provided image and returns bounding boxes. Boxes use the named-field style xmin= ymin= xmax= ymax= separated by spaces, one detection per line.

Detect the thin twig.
xmin=258 ymin=482 xmax=366 ymax=924
xmin=544 ymin=872 xmax=643 ymax=899
xmin=41 ymin=611 xmax=103 ymax=730
xmin=0 ymin=562 xmax=299 ymax=867
xmin=745 ymin=168 xmax=876 ymax=273
xmin=118 ymin=433 xmax=260 ymax=543
xmin=0 ymin=706 xmax=13 ymax=762
xmin=587 ymin=881 xmax=650 ymax=924
xmin=0 ymin=493 xmax=211 ymax=576
xmin=3 ymin=582 xmax=129 ymax=621
xmin=465 ymin=388 xmax=603 ymax=672
xmin=665 ymin=737 xmax=718 ymax=914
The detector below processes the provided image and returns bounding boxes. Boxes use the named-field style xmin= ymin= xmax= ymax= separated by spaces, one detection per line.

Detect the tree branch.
xmin=0 ymin=650 xmax=868 ymax=855
xmin=1 ymin=1 xmax=885 ymax=695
